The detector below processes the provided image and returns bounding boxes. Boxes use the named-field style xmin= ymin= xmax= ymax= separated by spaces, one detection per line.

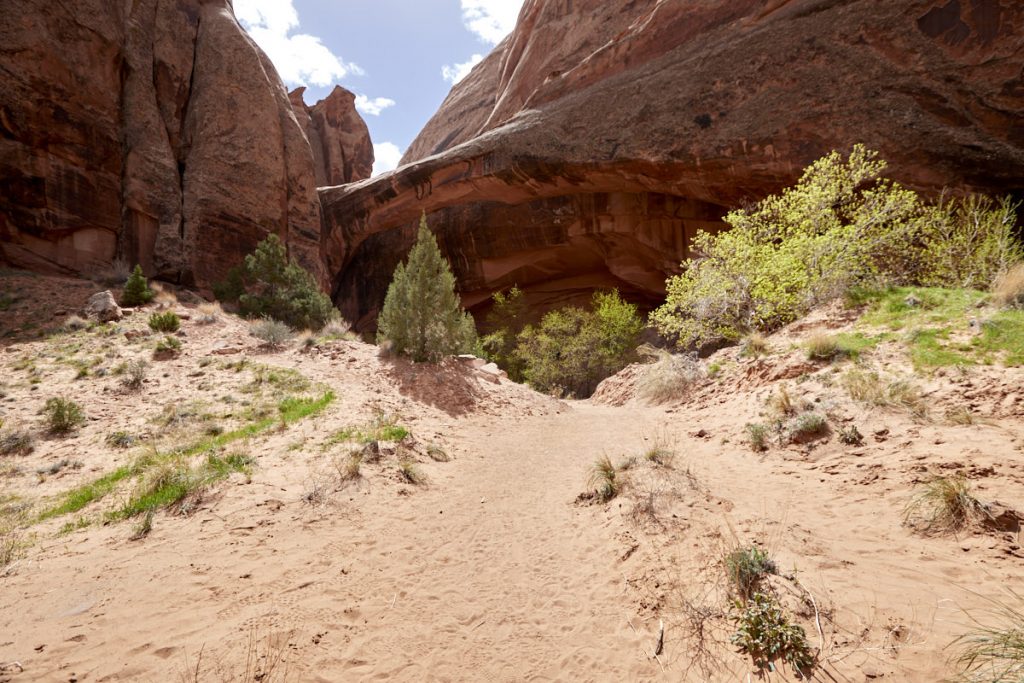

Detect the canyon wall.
xmin=323 ymin=0 xmax=1024 ymax=330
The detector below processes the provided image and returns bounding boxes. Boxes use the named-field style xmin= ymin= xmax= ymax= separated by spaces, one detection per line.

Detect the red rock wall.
xmin=290 ymin=86 xmax=374 ymax=187
xmin=324 ymin=0 xmax=1024 ymax=331
xmin=0 ymin=0 xmax=327 ymax=288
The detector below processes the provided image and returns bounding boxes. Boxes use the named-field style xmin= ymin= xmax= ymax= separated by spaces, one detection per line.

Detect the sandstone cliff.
xmin=323 ymin=0 xmax=1024 ymax=331
xmin=0 ymin=0 xmax=328 ymax=287
xmin=290 ymin=86 xmax=374 ymax=187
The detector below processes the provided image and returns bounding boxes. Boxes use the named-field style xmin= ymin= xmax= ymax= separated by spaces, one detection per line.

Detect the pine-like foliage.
xmin=121 ymin=265 xmax=154 ymax=306
xmin=377 ymin=214 xmax=477 ymax=362
xmin=236 ymin=234 xmax=335 ymax=331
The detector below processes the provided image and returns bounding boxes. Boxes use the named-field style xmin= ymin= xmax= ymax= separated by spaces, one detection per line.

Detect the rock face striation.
xmin=0 ymin=0 xmax=337 ymax=288
xmin=322 ymin=0 xmax=1024 ymax=331
xmin=289 ymin=86 xmax=374 ymax=187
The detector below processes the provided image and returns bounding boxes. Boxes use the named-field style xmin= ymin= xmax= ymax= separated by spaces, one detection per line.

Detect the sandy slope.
xmin=1 ymin=274 xmax=1023 ymax=682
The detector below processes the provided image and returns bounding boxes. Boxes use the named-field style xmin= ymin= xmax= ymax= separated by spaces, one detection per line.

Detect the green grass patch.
xmin=323 ymin=411 xmax=409 ymax=448
xmin=856 ymin=287 xmax=987 ymax=330
xmin=907 ymin=328 xmax=975 ymax=370
xmin=972 ymin=310 xmax=1024 ymax=366
xmin=38 ymin=464 xmax=136 ymax=521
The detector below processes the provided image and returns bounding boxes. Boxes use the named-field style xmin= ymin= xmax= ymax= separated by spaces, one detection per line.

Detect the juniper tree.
xmin=377 ymin=214 xmax=477 ymax=362
xmin=121 ymin=264 xmax=154 ymax=306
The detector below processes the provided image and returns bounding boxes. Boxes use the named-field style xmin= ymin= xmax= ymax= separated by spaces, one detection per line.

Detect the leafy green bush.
xmin=377 ymin=214 xmax=477 ymax=362
xmin=43 ymin=397 xmax=86 ymax=435
xmin=148 ymin=311 xmax=180 ymax=333
xmin=481 ymin=285 xmax=528 ymax=381
xmin=217 ymin=234 xmax=335 ymax=331
xmin=652 ymin=146 xmax=1021 ymax=348
xmin=154 ymin=335 xmax=182 ymax=359
xmin=730 ymin=592 xmax=815 ymax=676
xmin=121 ymin=265 xmax=154 ymax=307
xmin=515 ymin=290 xmax=643 ymax=398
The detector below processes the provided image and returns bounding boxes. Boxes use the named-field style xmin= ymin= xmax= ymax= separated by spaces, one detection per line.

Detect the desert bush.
xmin=93 ymin=258 xmax=132 ymax=286
xmin=196 ymin=302 xmax=222 ymax=325
xmin=730 ymin=592 xmax=815 ymax=676
xmin=0 ymin=426 xmax=35 ymax=456
xmin=251 ymin=318 xmax=294 ymax=349
xmin=838 ymin=424 xmax=864 ymax=445
xmin=105 ymin=431 xmax=136 ymax=449
xmin=637 ymin=346 xmax=704 ymax=404
xmin=121 ymin=265 xmax=155 ymax=306
xmin=320 ymin=317 xmax=355 ymax=340
xmin=153 ymin=335 xmax=182 ymax=358
xmin=805 ymin=334 xmax=841 ymax=361
xmin=43 ymin=397 xmax=86 ymax=434
xmin=587 ymin=455 xmax=619 ymax=502
xmin=951 ymin=591 xmax=1024 ymax=683
xmin=120 ymin=358 xmax=147 ymax=391
xmin=60 ymin=315 xmax=91 ymax=333
xmin=217 ymin=234 xmax=335 ymax=331
xmin=148 ymin=311 xmax=180 ymax=333
xmin=740 ymin=333 xmax=771 ymax=358
xmin=785 ymin=412 xmax=828 ymax=443
xmin=904 ymin=475 xmax=988 ymax=534
xmin=992 ymin=262 xmax=1024 ymax=309
xmin=746 ymin=423 xmax=770 ymax=452
xmin=651 ymin=146 xmax=1021 ymax=348
xmin=481 ymin=285 xmax=528 ymax=381
xmin=515 ymin=290 xmax=643 ymax=398
xmin=377 ymin=214 xmax=477 ymax=362
xmin=725 ymin=545 xmax=777 ymax=601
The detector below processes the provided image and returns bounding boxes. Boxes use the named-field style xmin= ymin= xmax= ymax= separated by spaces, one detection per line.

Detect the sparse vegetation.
xmin=377 ymin=213 xmax=477 ymax=362
xmin=746 ymin=423 xmax=770 ymax=452
xmin=904 ymin=475 xmax=989 ymax=534
xmin=725 ymin=545 xmax=777 ymax=601
xmin=951 ymin=591 xmax=1024 ymax=683
xmin=785 ymin=411 xmax=828 ymax=443
xmin=730 ymin=592 xmax=815 ymax=676
xmin=148 ymin=311 xmax=180 ymax=333
xmin=0 ymin=426 xmax=35 ymax=456
xmin=515 ymin=290 xmax=644 ymax=398
xmin=251 ymin=318 xmax=294 ymax=349
xmin=121 ymin=358 xmax=148 ymax=391
xmin=426 ymin=444 xmax=450 ymax=462
xmin=740 ymin=333 xmax=770 ymax=358
xmin=121 ymin=264 xmax=155 ymax=307
xmin=196 ymin=302 xmax=222 ymax=324
xmin=326 ymin=412 xmax=410 ymax=448
xmin=992 ymin=262 xmax=1024 ymax=309
xmin=60 ymin=315 xmax=91 ymax=333
xmin=334 ymin=452 xmax=362 ymax=482
xmin=42 ymin=397 xmax=86 ymax=435
xmin=481 ymin=285 xmax=528 ymax=381
xmin=587 ymin=455 xmax=619 ymax=502
xmin=398 ymin=458 xmax=423 ymax=485
xmin=838 ymin=424 xmax=864 ymax=445
xmin=216 ymin=233 xmax=336 ymax=331
xmin=105 ymin=431 xmax=136 ymax=449
xmin=154 ymin=335 xmax=182 ymax=358
xmin=636 ymin=347 xmax=704 ymax=404
xmin=842 ymin=369 xmax=928 ymax=420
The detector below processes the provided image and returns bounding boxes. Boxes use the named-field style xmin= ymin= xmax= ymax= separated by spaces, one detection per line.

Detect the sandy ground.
xmin=1 ymin=272 xmax=1022 ymax=682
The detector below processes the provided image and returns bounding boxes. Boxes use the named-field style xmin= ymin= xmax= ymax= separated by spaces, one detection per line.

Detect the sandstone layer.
xmin=323 ymin=0 xmax=1024 ymax=331
xmin=290 ymin=86 xmax=374 ymax=187
xmin=0 ymin=0 xmax=328 ymax=287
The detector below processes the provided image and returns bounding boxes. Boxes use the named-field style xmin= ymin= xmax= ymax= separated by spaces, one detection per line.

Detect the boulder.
xmin=84 ymin=291 xmax=123 ymax=323
xmin=321 ymin=0 xmax=1024 ymax=331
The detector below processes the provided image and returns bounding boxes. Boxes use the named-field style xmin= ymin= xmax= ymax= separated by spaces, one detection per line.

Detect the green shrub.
xmin=120 ymin=358 xmax=148 ymax=391
xmin=377 ymin=214 xmax=477 ymax=362
xmin=217 ymin=234 xmax=335 ymax=331
xmin=838 ymin=424 xmax=864 ymax=445
xmin=121 ymin=265 xmax=154 ymax=307
xmin=651 ymin=146 xmax=1021 ymax=348
xmin=730 ymin=592 xmax=815 ymax=676
xmin=515 ymin=290 xmax=643 ymax=398
xmin=148 ymin=311 xmax=180 ymax=333
xmin=785 ymin=412 xmax=828 ymax=443
xmin=746 ymin=423 xmax=770 ymax=452
xmin=250 ymin=318 xmax=294 ymax=349
xmin=154 ymin=335 xmax=182 ymax=358
xmin=43 ymin=397 xmax=86 ymax=435
xmin=481 ymin=285 xmax=528 ymax=380
xmin=725 ymin=545 xmax=777 ymax=600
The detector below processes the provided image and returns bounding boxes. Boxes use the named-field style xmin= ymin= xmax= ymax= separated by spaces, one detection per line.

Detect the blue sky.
xmin=233 ymin=0 xmax=525 ymax=176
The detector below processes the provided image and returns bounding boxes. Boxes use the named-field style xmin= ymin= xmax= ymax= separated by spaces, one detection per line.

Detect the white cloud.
xmin=355 ymin=95 xmax=396 ymax=116
xmin=460 ymin=0 xmax=524 ymax=44
xmin=234 ymin=0 xmax=360 ymax=88
xmin=442 ymin=54 xmax=483 ymax=84
xmin=373 ymin=142 xmax=403 ymax=176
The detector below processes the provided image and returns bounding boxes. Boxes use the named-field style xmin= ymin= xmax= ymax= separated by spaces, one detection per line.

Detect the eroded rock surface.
xmin=290 ymin=86 xmax=374 ymax=187
xmin=0 ymin=0 xmax=326 ymax=288
xmin=323 ymin=0 xmax=1024 ymax=330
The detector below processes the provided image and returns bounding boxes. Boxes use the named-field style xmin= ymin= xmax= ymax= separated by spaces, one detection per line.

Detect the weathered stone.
xmin=322 ymin=0 xmax=1024 ymax=331
xmin=290 ymin=87 xmax=374 ymax=187
xmin=84 ymin=291 xmax=123 ymax=323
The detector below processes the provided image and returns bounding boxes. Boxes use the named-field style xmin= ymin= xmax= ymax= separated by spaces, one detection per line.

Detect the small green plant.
xmin=786 ymin=412 xmax=828 ymax=443
xmin=950 ymin=590 xmax=1024 ymax=683
xmin=707 ymin=362 xmax=723 ymax=378
xmin=377 ymin=213 xmax=477 ymax=362
xmin=725 ymin=545 xmax=778 ymax=601
xmin=120 ymin=358 xmax=148 ymax=391
xmin=0 ymin=426 xmax=35 ymax=456
xmin=121 ymin=265 xmax=155 ymax=306
xmin=644 ymin=444 xmax=674 ymax=467
xmin=43 ymin=397 xmax=86 ymax=435
xmin=154 ymin=335 xmax=182 ymax=358
xmin=587 ymin=455 xmax=619 ymax=502
xmin=904 ymin=475 xmax=989 ymax=534
xmin=250 ymin=318 xmax=294 ymax=349
xmin=398 ymin=458 xmax=423 ymax=485
xmin=746 ymin=423 xmax=770 ymax=452
xmin=730 ymin=592 xmax=815 ymax=676
xmin=148 ymin=311 xmax=180 ymax=333
xmin=838 ymin=424 xmax=864 ymax=445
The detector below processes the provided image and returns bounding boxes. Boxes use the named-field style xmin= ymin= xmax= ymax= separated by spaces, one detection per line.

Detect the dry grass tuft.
xmin=587 ymin=455 xmax=620 ymax=502
xmin=766 ymin=385 xmax=799 ymax=419
xmin=992 ymin=262 xmax=1024 ymax=309
xmin=398 ymin=458 xmax=423 ymax=485
xmin=904 ymin=475 xmax=990 ymax=534
xmin=740 ymin=332 xmax=771 ymax=358
xmin=250 ymin=319 xmax=294 ymax=349
xmin=636 ymin=346 xmax=705 ymax=404
xmin=333 ymin=452 xmax=363 ymax=483
xmin=951 ymin=590 xmax=1024 ymax=683
xmin=842 ymin=369 xmax=929 ymax=420
xmin=196 ymin=302 xmax=222 ymax=325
